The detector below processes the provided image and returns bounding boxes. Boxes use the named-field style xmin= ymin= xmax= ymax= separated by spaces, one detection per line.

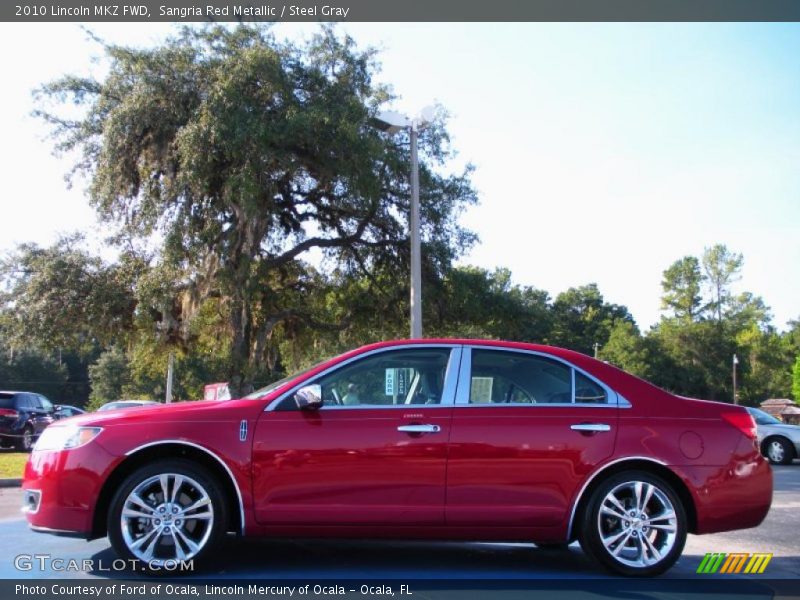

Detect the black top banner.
xmin=4 ymin=0 xmax=800 ymax=22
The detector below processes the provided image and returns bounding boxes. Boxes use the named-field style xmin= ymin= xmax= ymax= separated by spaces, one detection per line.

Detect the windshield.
xmin=747 ymin=407 xmax=782 ymax=425
xmin=244 ymin=359 xmax=330 ymax=399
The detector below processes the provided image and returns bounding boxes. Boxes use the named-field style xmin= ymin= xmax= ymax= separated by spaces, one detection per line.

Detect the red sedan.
xmin=22 ymin=339 xmax=771 ymax=576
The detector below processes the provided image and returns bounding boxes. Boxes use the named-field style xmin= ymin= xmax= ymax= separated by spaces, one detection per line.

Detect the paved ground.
xmin=0 ymin=465 xmax=796 ymax=580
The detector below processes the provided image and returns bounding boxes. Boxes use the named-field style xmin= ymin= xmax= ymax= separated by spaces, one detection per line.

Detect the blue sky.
xmin=1 ymin=23 xmax=798 ymax=331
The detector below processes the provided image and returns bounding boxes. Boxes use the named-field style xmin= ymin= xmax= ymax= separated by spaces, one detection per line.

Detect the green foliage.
xmin=0 ymin=235 xmax=138 ymax=356
xmin=87 ymin=347 xmax=130 ymax=411
xmin=599 ymin=321 xmax=652 ymax=380
xmin=793 ymin=355 xmax=800 ymax=403
xmin=661 ymin=256 xmax=703 ymax=321
xmin=35 ymin=25 xmax=477 ymax=395
xmin=702 ymin=244 xmax=743 ymax=323
xmin=0 ymin=349 xmax=69 ymax=401
xmin=549 ymin=284 xmax=633 ymax=355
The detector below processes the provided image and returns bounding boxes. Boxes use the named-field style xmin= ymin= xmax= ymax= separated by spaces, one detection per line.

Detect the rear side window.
xmin=0 ymin=394 xmax=16 ymax=409
xmin=469 ymin=350 xmax=572 ymax=404
xmin=467 ymin=349 xmax=612 ymax=405
xmin=575 ymin=372 xmax=608 ymax=404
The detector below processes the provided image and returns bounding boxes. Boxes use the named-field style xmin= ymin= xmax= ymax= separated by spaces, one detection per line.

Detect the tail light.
xmin=722 ymin=411 xmax=757 ymax=440
xmin=0 ymin=408 xmax=19 ymax=419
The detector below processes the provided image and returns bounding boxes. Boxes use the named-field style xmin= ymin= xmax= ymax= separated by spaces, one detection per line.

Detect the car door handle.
xmin=397 ymin=424 xmax=441 ymax=434
xmin=570 ymin=423 xmax=611 ymax=432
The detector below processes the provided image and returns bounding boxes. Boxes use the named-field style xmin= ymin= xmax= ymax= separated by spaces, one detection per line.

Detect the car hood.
xmin=55 ymin=398 xmax=260 ymax=427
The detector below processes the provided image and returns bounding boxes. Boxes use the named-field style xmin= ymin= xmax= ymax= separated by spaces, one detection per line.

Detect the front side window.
xmin=281 ymin=348 xmax=453 ymax=409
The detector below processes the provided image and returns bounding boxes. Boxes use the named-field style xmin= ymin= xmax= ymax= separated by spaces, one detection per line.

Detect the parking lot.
xmin=0 ymin=464 xmax=796 ymax=580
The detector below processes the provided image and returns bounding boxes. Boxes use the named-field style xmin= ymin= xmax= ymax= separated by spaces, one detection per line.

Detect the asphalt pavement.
xmin=0 ymin=465 xmax=797 ymax=580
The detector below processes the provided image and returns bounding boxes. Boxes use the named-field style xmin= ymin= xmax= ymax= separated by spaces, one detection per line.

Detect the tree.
xmin=702 ymin=244 xmax=743 ymax=323
xmin=793 ymin=355 xmax=800 ymax=403
xmin=87 ymin=347 xmax=130 ymax=410
xmin=660 ymin=256 xmax=704 ymax=321
xmin=550 ymin=284 xmax=634 ymax=355
xmin=0 ymin=235 xmax=138 ymax=355
xmin=599 ymin=320 xmax=652 ymax=379
xmin=36 ymin=25 xmax=477 ymax=395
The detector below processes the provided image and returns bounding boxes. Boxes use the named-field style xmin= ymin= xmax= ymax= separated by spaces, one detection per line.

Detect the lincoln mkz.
xmin=23 ymin=340 xmax=772 ymax=576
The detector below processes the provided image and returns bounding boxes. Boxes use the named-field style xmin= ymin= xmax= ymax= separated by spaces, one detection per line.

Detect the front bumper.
xmin=22 ymin=441 xmax=120 ymax=537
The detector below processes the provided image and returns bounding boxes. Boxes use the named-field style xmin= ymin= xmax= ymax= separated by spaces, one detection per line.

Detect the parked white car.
xmin=747 ymin=407 xmax=800 ymax=465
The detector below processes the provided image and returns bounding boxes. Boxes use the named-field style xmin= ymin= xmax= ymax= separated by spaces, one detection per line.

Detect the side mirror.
xmin=294 ymin=384 xmax=323 ymax=410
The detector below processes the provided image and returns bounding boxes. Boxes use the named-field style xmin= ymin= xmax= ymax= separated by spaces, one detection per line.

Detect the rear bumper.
xmin=678 ymin=440 xmax=772 ymax=535
xmin=22 ymin=442 xmax=119 ymax=537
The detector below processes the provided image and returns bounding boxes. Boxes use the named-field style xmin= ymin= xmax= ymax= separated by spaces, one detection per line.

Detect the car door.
xmin=446 ymin=346 xmax=618 ymax=529
xmin=251 ymin=345 xmax=460 ymax=527
xmin=29 ymin=394 xmax=54 ymax=434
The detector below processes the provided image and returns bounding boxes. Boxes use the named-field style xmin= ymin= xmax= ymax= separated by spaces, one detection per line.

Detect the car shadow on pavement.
xmin=86 ymin=538 xmax=601 ymax=579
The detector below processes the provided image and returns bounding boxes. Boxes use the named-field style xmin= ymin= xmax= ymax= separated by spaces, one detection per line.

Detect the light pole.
xmin=371 ymin=108 xmax=435 ymax=339
xmin=732 ymin=353 xmax=739 ymax=405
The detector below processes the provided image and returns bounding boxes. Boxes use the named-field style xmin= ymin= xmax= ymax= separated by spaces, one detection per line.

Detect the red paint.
xmin=23 ymin=339 xmax=772 ymax=547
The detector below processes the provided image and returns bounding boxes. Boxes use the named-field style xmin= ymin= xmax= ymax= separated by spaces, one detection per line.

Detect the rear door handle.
xmin=397 ymin=424 xmax=441 ymax=434
xmin=570 ymin=423 xmax=611 ymax=432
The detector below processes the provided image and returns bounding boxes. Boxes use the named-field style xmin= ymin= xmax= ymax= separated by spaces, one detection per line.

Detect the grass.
xmin=0 ymin=452 xmax=28 ymax=479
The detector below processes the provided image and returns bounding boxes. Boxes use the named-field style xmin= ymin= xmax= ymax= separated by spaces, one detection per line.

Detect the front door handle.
xmin=397 ymin=424 xmax=441 ymax=434
xmin=570 ymin=423 xmax=611 ymax=432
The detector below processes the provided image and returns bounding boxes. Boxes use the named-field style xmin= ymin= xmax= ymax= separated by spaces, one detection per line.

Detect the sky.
xmin=0 ymin=22 xmax=798 ymax=332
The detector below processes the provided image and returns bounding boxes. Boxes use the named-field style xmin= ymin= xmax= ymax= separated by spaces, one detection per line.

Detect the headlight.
xmin=33 ymin=426 xmax=103 ymax=451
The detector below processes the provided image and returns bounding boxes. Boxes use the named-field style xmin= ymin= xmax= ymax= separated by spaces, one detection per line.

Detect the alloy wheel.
xmin=120 ymin=473 xmax=214 ymax=565
xmin=595 ymin=480 xmax=678 ymax=569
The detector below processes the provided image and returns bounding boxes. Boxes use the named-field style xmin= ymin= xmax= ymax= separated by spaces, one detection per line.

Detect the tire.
xmin=764 ymin=437 xmax=794 ymax=466
xmin=16 ymin=426 xmax=34 ymax=452
xmin=108 ymin=459 xmax=228 ymax=574
xmin=578 ymin=470 xmax=687 ymax=577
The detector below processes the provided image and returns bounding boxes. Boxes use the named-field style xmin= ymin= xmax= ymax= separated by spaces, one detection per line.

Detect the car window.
xmin=39 ymin=396 xmax=54 ymax=412
xmin=280 ymin=348 xmax=452 ymax=409
xmin=574 ymin=372 xmax=608 ymax=404
xmin=20 ymin=394 xmax=35 ymax=409
xmin=469 ymin=349 xmax=572 ymax=404
xmin=749 ymin=408 xmax=781 ymax=425
xmin=0 ymin=394 xmax=15 ymax=409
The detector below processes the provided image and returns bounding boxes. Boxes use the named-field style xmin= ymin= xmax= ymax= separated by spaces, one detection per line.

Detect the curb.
xmin=0 ymin=479 xmax=22 ymax=488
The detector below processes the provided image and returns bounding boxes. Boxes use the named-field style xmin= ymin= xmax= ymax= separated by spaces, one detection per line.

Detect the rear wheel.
xmin=16 ymin=426 xmax=34 ymax=452
xmin=579 ymin=471 xmax=687 ymax=577
xmin=764 ymin=437 xmax=794 ymax=465
xmin=108 ymin=459 xmax=227 ymax=573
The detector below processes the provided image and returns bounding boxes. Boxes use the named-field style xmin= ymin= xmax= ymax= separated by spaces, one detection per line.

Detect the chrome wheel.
xmin=120 ymin=473 xmax=214 ymax=565
xmin=20 ymin=428 xmax=33 ymax=452
xmin=768 ymin=440 xmax=785 ymax=464
xmin=596 ymin=480 xmax=678 ymax=569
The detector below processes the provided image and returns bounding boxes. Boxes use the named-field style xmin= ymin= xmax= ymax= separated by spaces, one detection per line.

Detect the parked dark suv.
xmin=0 ymin=391 xmax=55 ymax=451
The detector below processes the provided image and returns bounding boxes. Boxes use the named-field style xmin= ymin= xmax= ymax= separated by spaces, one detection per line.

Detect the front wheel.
xmin=579 ymin=471 xmax=687 ymax=577
xmin=108 ymin=459 xmax=228 ymax=573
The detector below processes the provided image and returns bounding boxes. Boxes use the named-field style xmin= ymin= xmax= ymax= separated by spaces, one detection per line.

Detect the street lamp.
xmin=371 ymin=107 xmax=435 ymax=339
xmin=732 ymin=353 xmax=739 ymax=405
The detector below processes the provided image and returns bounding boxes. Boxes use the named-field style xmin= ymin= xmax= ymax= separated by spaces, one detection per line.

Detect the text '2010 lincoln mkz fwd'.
xmin=23 ymin=339 xmax=771 ymax=576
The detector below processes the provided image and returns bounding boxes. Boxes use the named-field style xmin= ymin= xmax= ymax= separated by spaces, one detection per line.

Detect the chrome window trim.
xmin=124 ymin=440 xmax=246 ymax=536
xmin=265 ymin=344 xmax=463 ymax=412
xmin=565 ymin=456 xmax=669 ymax=540
xmin=455 ymin=344 xmax=627 ymax=408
